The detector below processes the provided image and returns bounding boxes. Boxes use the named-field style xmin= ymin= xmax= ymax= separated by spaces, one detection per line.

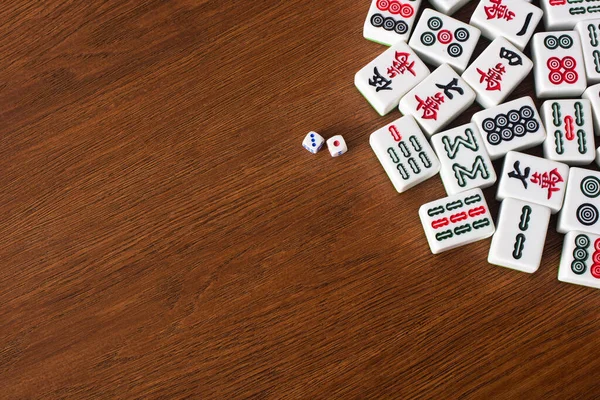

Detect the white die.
xmin=557 ymin=168 xmax=600 ymax=235
xmin=302 ymin=131 xmax=325 ymax=154
xmin=532 ymin=31 xmax=587 ymax=99
xmin=558 ymin=231 xmax=600 ymax=290
xmin=461 ymin=37 xmax=532 ymax=109
xmin=355 ymin=41 xmax=429 ymax=116
xmin=431 ymin=123 xmax=497 ymax=196
xmin=369 ymin=115 xmax=440 ymax=193
xmin=540 ymin=0 xmax=595 ymax=31
xmin=327 ymin=135 xmax=347 ymax=157
xmin=575 ymin=19 xmax=600 ymax=85
xmin=469 ymin=0 xmax=542 ymax=51
xmin=488 ymin=198 xmax=551 ymax=273
xmin=472 ymin=97 xmax=546 ymax=160
xmin=428 ymin=0 xmax=470 ymax=16
xmin=419 ymin=188 xmax=495 ymax=254
xmin=496 ymin=151 xmax=570 ymax=214
xmin=408 ymin=9 xmax=481 ymax=74
xmin=583 ymin=84 xmax=600 ymax=136
xmin=541 ymin=100 xmax=595 ymax=166
xmin=363 ymin=0 xmax=422 ymax=46
xmin=399 ymin=63 xmax=475 ymax=137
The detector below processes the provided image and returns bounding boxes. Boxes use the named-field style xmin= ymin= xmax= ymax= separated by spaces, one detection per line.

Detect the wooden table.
xmin=2 ymin=1 xmax=599 ymax=398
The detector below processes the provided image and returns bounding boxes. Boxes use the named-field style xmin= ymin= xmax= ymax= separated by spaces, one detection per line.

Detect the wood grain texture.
xmin=1 ymin=1 xmax=599 ymax=398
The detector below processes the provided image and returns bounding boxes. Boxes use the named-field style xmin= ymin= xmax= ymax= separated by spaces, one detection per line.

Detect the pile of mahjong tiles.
xmin=302 ymin=0 xmax=600 ymax=290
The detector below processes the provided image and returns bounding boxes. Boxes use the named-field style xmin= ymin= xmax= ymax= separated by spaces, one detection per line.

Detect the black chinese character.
xmin=508 ymin=160 xmax=530 ymax=188
xmin=499 ymin=47 xmax=522 ymax=66
xmin=435 ymin=78 xmax=464 ymax=99
xmin=369 ymin=67 xmax=392 ymax=92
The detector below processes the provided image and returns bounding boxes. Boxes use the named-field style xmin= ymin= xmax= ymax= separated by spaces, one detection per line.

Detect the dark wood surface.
xmin=2 ymin=1 xmax=600 ymax=398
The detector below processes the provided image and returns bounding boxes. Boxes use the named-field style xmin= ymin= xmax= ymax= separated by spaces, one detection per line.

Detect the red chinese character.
xmin=530 ymin=168 xmax=564 ymax=199
xmin=484 ymin=0 xmax=515 ymax=21
xmin=387 ymin=52 xmax=416 ymax=78
xmin=476 ymin=63 xmax=506 ymax=91
xmin=415 ymin=93 xmax=445 ymax=120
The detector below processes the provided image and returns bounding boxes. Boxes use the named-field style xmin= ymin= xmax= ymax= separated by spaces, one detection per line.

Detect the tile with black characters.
xmin=408 ymin=9 xmax=481 ymax=74
xmin=497 ymin=151 xmax=570 ymax=214
xmin=399 ymin=63 xmax=475 ymax=137
xmin=541 ymin=100 xmax=595 ymax=166
xmin=369 ymin=115 xmax=440 ymax=193
xmin=462 ymin=37 xmax=532 ymax=109
xmin=363 ymin=0 xmax=422 ymax=46
xmin=470 ymin=0 xmax=542 ymax=51
xmin=355 ymin=41 xmax=429 ymax=116
xmin=419 ymin=188 xmax=495 ymax=254
xmin=575 ymin=19 xmax=600 ymax=84
xmin=557 ymin=168 xmax=600 ymax=235
xmin=540 ymin=0 xmax=600 ymax=31
xmin=431 ymin=123 xmax=496 ymax=196
xmin=472 ymin=97 xmax=546 ymax=160
xmin=583 ymin=84 xmax=600 ymax=136
xmin=488 ymin=198 xmax=551 ymax=273
xmin=558 ymin=231 xmax=600 ymax=290
xmin=532 ymin=31 xmax=587 ymax=98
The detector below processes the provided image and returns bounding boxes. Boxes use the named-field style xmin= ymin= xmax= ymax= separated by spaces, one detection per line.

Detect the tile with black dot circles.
xmin=363 ymin=0 xmax=422 ymax=46
xmin=559 ymin=231 xmax=600 ymax=290
xmin=557 ymin=168 xmax=600 ymax=235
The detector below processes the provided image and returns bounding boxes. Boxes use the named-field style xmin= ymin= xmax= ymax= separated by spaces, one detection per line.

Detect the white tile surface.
xmin=558 ymin=231 xmax=600 ymax=290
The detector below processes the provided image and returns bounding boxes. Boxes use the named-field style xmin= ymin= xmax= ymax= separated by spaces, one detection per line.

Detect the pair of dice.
xmin=302 ymin=132 xmax=348 ymax=157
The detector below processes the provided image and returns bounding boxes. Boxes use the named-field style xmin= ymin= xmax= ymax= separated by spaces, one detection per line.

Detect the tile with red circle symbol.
xmin=363 ymin=0 xmax=422 ymax=46
xmin=470 ymin=0 xmax=542 ymax=51
xmin=557 ymin=168 xmax=600 ymax=235
xmin=541 ymin=100 xmax=595 ymax=166
xmin=428 ymin=0 xmax=470 ymax=16
xmin=408 ymin=8 xmax=481 ymax=74
xmin=461 ymin=37 xmax=532 ymax=109
xmin=559 ymin=231 xmax=600 ymax=290
xmin=532 ymin=31 xmax=587 ymax=99
xmin=419 ymin=188 xmax=495 ymax=254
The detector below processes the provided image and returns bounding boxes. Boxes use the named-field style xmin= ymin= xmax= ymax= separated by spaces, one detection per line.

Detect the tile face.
xmin=541 ymin=100 xmax=595 ymax=165
xmin=370 ymin=115 xmax=440 ymax=192
xmin=488 ymin=198 xmax=551 ymax=273
xmin=327 ymin=135 xmax=347 ymax=157
xmin=497 ymin=151 xmax=570 ymax=213
xmin=472 ymin=96 xmax=546 ymax=160
xmin=575 ymin=19 xmax=600 ymax=84
xmin=557 ymin=168 xmax=600 ymax=234
xmin=431 ymin=123 xmax=496 ymax=195
xmin=363 ymin=0 xmax=422 ymax=46
xmin=302 ymin=131 xmax=325 ymax=154
xmin=540 ymin=0 xmax=600 ymax=31
xmin=419 ymin=188 xmax=495 ymax=254
xmin=428 ymin=0 xmax=470 ymax=16
xmin=399 ymin=64 xmax=475 ymax=137
xmin=408 ymin=9 xmax=481 ymax=74
xmin=558 ymin=231 xmax=600 ymax=290
xmin=461 ymin=37 xmax=532 ymax=109
xmin=532 ymin=31 xmax=587 ymax=98
xmin=582 ymin=83 xmax=600 ymax=136
xmin=469 ymin=0 xmax=542 ymax=50
xmin=355 ymin=41 xmax=429 ymax=116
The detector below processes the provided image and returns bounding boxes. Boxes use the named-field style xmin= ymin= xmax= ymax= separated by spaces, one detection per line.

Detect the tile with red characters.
xmin=540 ymin=0 xmax=599 ymax=31
xmin=496 ymin=151 xmax=570 ymax=214
xmin=532 ymin=31 xmax=587 ymax=99
xmin=470 ymin=0 xmax=542 ymax=51
xmin=369 ymin=115 xmax=440 ymax=193
xmin=398 ymin=63 xmax=475 ymax=137
xmin=408 ymin=8 xmax=481 ymax=74
xmin=355 ymin=41 xmax=429 ymax=116
xmin=363 ymin=0 xmax=422 ymax=46
xmin=462 ymin=37 xmax=532 ymax=109
xmin=558 ymin=231 xmax=600 ymax=290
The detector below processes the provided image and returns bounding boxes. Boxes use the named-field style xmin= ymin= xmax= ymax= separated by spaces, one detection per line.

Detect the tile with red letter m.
xmin=419 ymin=188 xmax=495 ymax=254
